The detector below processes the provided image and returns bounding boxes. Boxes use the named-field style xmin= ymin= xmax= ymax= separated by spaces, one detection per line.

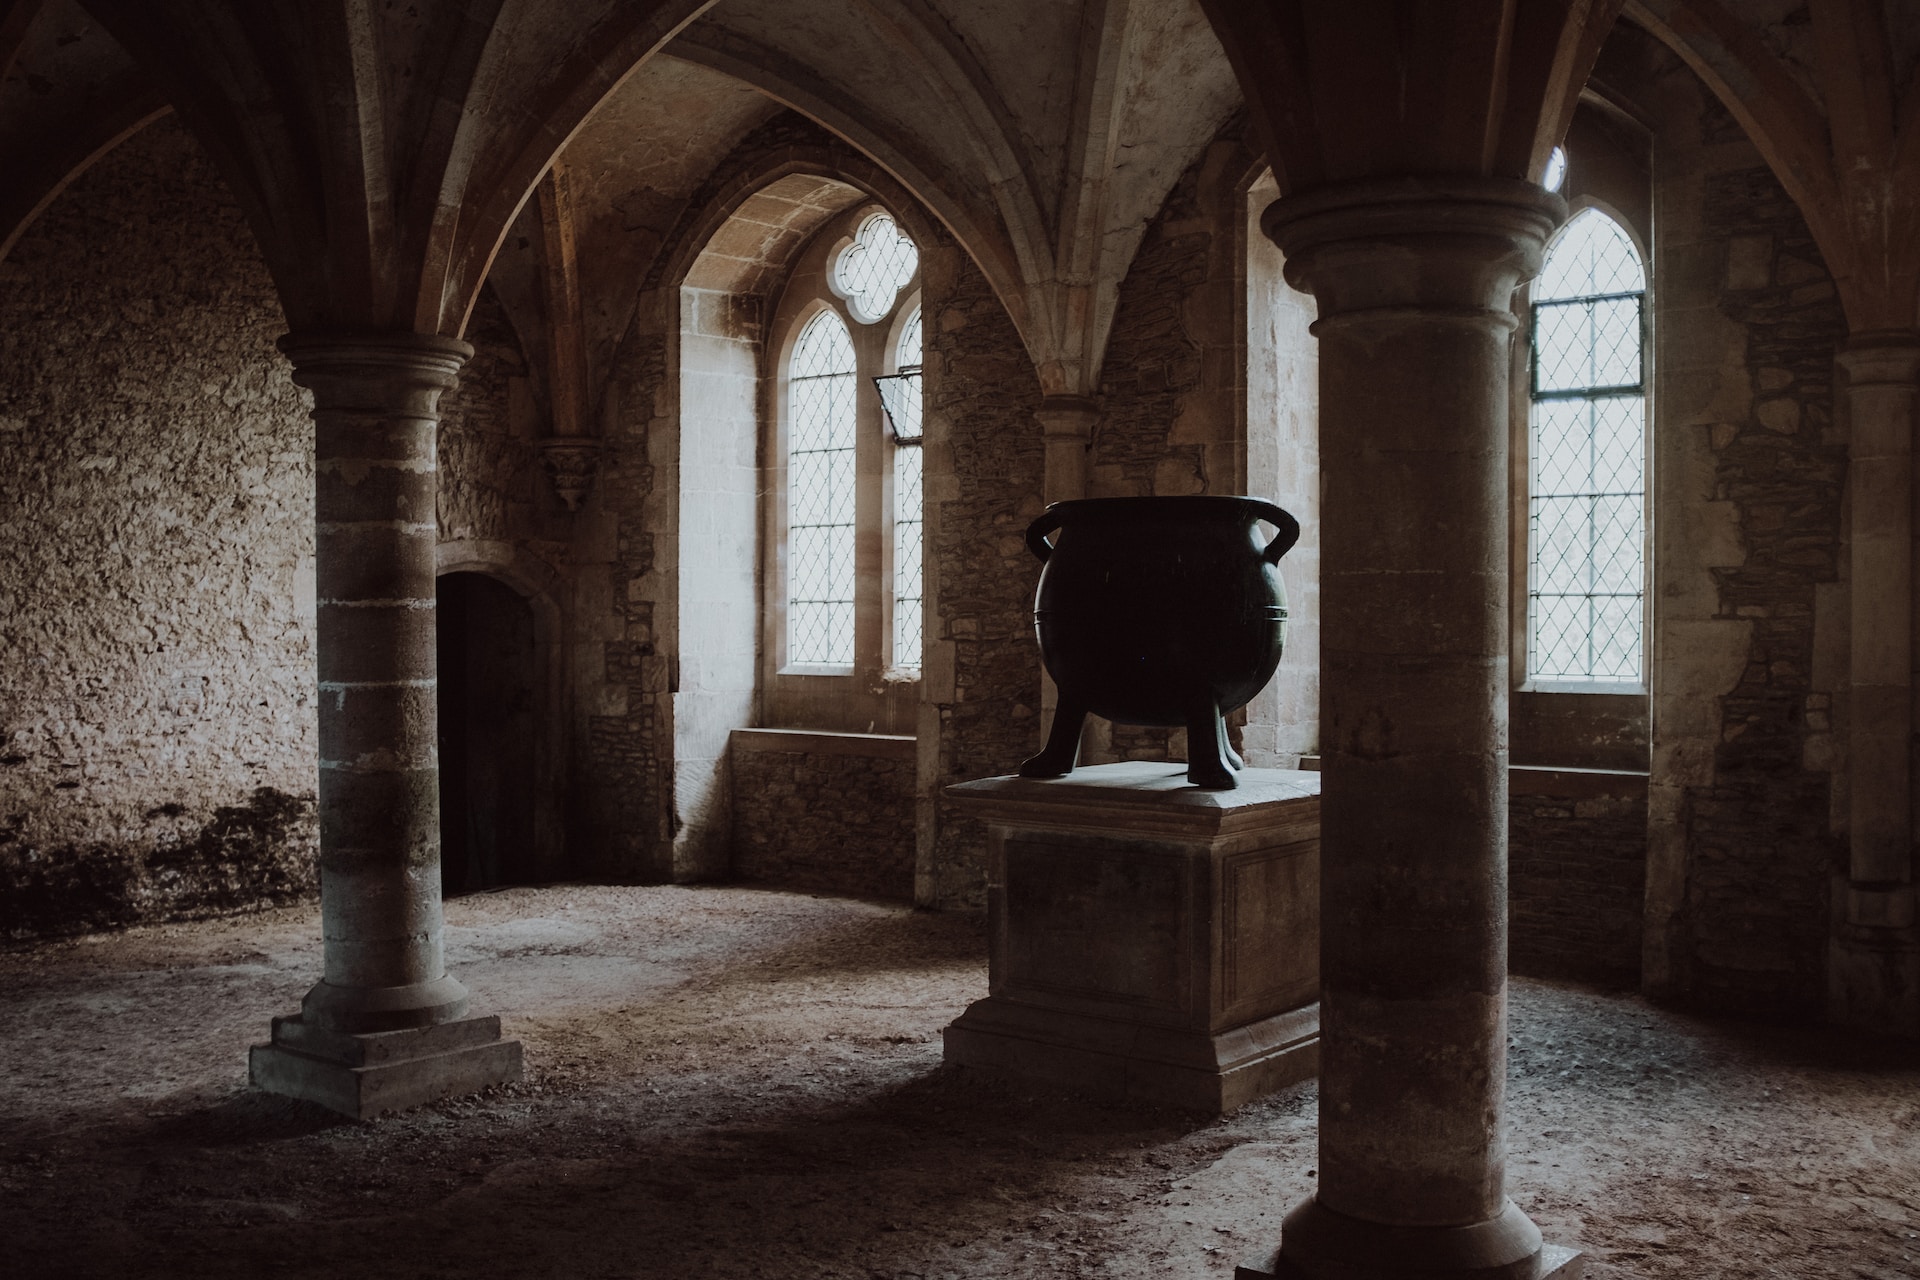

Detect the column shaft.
xmin=1034 ymin=396 xmax=1099 ymax=753
xmin=1262 ymin=178 xmax=1565 ymax=1278
xmin=283 ymin=332 xmax=473 ymax=1032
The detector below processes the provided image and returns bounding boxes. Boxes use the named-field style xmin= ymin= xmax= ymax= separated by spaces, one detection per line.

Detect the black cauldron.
xmin=1019 ymin=495 xmax=1300 ymax=789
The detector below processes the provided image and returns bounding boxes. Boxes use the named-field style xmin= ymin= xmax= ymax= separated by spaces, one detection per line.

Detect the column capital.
xmin=1261 ymin=176 xmax=1565 ymax=326
xmin=1836 ymin=329 xmax=1920 ymax=385
xmin=278 ymin=330 xmax=473 ymax=414
xmin=1034 ymin=395 xmax=1100 ymax=440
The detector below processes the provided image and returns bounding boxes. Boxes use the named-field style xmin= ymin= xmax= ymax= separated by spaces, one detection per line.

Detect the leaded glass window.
xmin=832 ymin=211 xmax=919 ymax=324
xmin=884 ymin=307 xmax=924 ymax=672
xmin=1528 ymin=207 xmax=1647 ymax=684
xmin=787 ymin=310 xmax=857 ymax=665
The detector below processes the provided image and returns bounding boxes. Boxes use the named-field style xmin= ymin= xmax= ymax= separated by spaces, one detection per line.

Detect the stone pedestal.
xmin=249 ymin=1014 xmax=523 ymax=1120
xmin=942 ymin=761 xmax=1320 ymax=1113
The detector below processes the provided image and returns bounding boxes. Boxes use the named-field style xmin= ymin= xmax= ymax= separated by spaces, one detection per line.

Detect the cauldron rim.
xmin=1040 ymin=494 xmax=1282 ymax=521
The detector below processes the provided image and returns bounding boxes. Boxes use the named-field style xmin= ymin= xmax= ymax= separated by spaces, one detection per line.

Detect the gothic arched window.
xmin=880 ymin=305 xmax=924 ymax=673
xmin=770 ymin=205 xmax=923 ymax=713
xmin=786 ymin=309 xmax=859 ymax=666
xmin=1528 ymin=207 xmax=1647 ymax=685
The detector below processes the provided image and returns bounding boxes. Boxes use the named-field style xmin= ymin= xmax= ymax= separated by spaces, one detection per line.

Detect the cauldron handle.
xmin=1025 ymin=506 xmax=1066 ymax=563
xmin=1250 ymin=500 xmax=1301 ymax=564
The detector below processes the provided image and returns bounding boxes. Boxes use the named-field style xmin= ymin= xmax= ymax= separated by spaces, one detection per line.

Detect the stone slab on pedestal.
xmin=249 ymin=1014 xmax=523 ymax=1119
xmin=943 ymin=762 xmax=1320 ymax=1113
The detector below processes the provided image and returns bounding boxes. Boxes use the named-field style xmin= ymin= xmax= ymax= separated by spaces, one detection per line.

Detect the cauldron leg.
xmin=1185 ymin=700 xmax=1237 ymax=790
xmin=1019 ymin=698 xmax=1087 ymax=778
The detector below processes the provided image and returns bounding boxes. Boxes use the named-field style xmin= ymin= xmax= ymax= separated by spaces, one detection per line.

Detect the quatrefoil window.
xmin=831 ymin=211 xmax=919 ymax=324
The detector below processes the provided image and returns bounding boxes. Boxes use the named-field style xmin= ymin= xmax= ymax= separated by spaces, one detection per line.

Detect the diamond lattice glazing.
xmin=893 ymin=438 xmax=924 ymax=670
xmin=833 ymin=212 xmax=919 ymax=324
xmin=1528 ymin=207 xmax=1646 ymax=684
xmin=889 ymin=309 xmax=924 ymax=670
xmin=788 ymin=310 xmax=858 ymax=665
xmin=1535 ymin=207 xmax=1646 ymax=301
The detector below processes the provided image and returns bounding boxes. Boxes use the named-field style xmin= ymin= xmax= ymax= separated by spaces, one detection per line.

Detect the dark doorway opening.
xmin=437 ymin=571 xmax=537 ymax=896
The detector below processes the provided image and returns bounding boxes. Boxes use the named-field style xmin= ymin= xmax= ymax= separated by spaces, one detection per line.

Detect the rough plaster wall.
xmin=0 ymin=118 xmax=318 ymax=937
xmin=1644 ymin=71 xmax=1846 ymax=1019
xmin=1510 ymin=784 xmax=1650 ymax=983
xmin=730 ymin=737 xmax=914 ymax=901
xmin=673 ymin=288 xmax=761 ymax=879
xmin=919 ymin=243 xmax=1046 ymax=909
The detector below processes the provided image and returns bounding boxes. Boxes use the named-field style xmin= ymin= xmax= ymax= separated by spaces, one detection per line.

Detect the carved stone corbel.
xmin=537 ymin=437 xmax=602 ymax=511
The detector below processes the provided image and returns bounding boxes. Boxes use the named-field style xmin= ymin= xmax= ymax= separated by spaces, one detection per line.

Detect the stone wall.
xmin=438 ymin=287 xmax=539 ymax=547
xmin=0 ymin=118 xmax=319 ymax=937
xmin=1672 ymin=160 xmax=1845 ymax=1017
xmin=1091 ymin=139 xmax=1223 ymax=766
xmin=729 ymin=730 xmax=915 ymax=901
xmin=1508 ymin=772 xmax=1650 ymax=983
xmin=1620 ymin=26 xmax=1848 ymax=1021
xmin=579 ymin=318 xmax=671 ymax=882
xmin=1083 ymin=127 xmax=1320 ymax=769
xmin=918 ymin=241 xmax=1047 ymax=909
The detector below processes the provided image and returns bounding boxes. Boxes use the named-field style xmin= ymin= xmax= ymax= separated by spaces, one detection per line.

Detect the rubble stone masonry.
xmin=1674 ymin=159 xmax=1846 ymax=1017
xmin=0 ymin=120 xmax=319 ymax=935
xmin=730 ymin=730 xmax=915 ymax=901
xmin=919 ymin=242 xmax=1046 ymax=909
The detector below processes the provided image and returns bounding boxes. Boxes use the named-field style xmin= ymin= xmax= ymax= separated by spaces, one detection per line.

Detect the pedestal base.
xmin=1235 ymin=1244 xmax=1583 ymax=1280
xmin=945 ymin=995 xmax=1318 ymax=1112
xmin=249 ymin=1013 xmax=523 ymax=1119
xmin=943 ymin=763 xmax=1321 ymax=1114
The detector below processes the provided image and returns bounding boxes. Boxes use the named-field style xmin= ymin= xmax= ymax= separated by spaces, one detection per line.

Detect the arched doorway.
xmin=437 ymin=571 xmax=538 ymax=896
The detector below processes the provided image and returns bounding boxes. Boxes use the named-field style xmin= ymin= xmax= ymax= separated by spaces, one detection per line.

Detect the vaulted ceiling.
xmin=2 ymin=0 xmax=1917 ymax=365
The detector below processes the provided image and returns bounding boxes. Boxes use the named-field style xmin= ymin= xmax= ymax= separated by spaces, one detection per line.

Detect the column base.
xmin=302 ymin=973 xmax=472 ymax=1032
xmin=1234 ymin=1200 xmax=1581 ymax=1280
xmin=249 ymin=1013 xmax=523 ymax=1119
xmin=1235 ymin=1245 xmax=1582 ymax=1280
xmin=944 ymin=997 xmax=1318 ymax=1114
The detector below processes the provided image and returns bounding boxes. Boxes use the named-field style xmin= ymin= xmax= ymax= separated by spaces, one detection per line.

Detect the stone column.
xmin=1831 ymin=331 xmax=1920 ymax=1037
xmin=1034 ymin=396 xmax=1101 ymax=756
xmin=249 ymin=332 xmax=522 ymax=1118
xmin=1250 ymin=178 xmax=1577 ymax=1279
xmin=1036 ymin=395 xmax=1098 ymax=505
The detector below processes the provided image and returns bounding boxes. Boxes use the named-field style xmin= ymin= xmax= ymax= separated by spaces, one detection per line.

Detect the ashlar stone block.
xmin=943 ymin=762 xmax=1320 ymax=1113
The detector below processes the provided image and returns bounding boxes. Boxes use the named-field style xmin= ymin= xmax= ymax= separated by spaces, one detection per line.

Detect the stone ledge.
xmin=947 ymin=762 xmax=1320 ymax=841
xmin=1509 ymin=765 xmax=1648 ymax=800
xmin=1297 ymin=756 xmax=1646 ymax=802
xmin=730 ymin=727 xmax=917 ymax=760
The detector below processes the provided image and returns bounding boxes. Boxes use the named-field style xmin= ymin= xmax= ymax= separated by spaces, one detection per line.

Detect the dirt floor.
xmin=1 ymin=883 xmax=1916 ymax=1279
